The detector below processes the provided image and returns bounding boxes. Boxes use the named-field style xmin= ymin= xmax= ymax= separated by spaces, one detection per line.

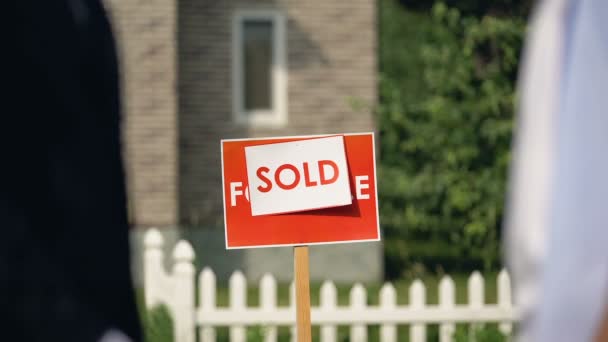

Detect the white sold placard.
xmin=244 ymin=136 xmax=352 ymax=216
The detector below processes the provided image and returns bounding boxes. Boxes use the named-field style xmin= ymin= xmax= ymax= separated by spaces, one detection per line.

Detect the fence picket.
xmin=230 ymin=271 xmax=247 ymax=342
xmin=379 ymin=283 xmax=397 ymax=342
xmin=172 ymin=240 xmax=196 ymax=342
xmin=468 ymin=271 xmax=484 ymax=340
xmin=320 ymin=281 xmax=338 ymax=342
xmin=143 ymin=228 xmax=166 ymax=310
xmin=260 ymin=274 xmax=278 ymax=342
xmin=497 ymin=269 xmax=513 ymax=335
xmin=410 ymin=279 xmax=426 ymax=342
xmin=199 ymin=267 xmax=216 ymax=342
xmin=350 ymin=284 xmax=367 ymax=342
xmin=439 ymin=276 xmax=456 ymax=342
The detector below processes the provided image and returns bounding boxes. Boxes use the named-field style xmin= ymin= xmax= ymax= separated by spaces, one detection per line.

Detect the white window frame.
xmin=232 ymin=10 xmax=287 ymax=127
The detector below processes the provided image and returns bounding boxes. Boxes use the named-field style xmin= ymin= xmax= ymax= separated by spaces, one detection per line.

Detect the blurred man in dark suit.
xmin=2 ymin=0 xmax=142 ymax=341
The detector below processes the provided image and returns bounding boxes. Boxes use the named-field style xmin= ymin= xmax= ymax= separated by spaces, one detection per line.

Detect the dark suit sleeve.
xmin=2 ymin=1 xmax=142 ymax=341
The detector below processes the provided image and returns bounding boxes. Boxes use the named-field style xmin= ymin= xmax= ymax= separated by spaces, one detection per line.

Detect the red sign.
xmin=221 ymin=133 xmax=380 ymax=249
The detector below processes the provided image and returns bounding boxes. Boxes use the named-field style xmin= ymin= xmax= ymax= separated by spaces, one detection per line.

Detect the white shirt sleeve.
xmin=534 ymin=0 xmax=608 ymax=341
xmin=504 ymin=0 xmax=568 ymax=339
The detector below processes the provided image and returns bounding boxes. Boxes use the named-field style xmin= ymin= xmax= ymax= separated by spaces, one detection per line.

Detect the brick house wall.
xmin=104 ymin=0 xmax=179 ymax=228
xmin=103 ymin=0 xmax=377 ymax=229
xmin=179 ymin=0 xmax=378 ymax=227
xmin=104 ymin=0 xmax=381 ymax=283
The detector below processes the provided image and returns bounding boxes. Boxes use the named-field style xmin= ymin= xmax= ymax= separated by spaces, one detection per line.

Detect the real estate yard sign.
xmin=221 ymin=132 xmax=380 ymax=342
xmin=221 ymin=133 xmax=380 ymax=249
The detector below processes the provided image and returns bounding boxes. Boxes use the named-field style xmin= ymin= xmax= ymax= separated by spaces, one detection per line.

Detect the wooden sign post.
xmin=294 ymin=246 xmax=312 ymax=342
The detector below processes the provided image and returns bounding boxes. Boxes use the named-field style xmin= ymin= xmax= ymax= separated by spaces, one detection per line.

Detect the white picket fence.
xmin=143 ymin=228 xmax=519 ymax=342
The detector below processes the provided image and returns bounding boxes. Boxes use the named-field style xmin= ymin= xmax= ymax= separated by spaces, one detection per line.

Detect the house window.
xmin=233 ymin=10 xmax=287 ymax=126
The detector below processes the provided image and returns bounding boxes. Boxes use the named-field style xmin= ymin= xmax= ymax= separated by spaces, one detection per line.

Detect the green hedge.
xmin=378 ymin=0 xmax=527 ymax=278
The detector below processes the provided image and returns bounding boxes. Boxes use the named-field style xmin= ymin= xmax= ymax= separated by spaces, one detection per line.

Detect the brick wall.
xmin=104 ymin=0 xmax=179 ymax=228
xmin=179 ymin=0 xmax=377 ymax=227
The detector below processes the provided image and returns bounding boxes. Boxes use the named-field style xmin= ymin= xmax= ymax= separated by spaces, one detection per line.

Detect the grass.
xmin=138 ymin=271 xmax=510 ymax=341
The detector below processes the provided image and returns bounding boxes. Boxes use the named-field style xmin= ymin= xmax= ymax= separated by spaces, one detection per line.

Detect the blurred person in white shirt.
xmin=505 ymin=0 xmax=608 ymax=341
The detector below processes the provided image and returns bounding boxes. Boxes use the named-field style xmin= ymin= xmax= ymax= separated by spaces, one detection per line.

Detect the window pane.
xmin=243 ymin=20 xmax=273 ymax=111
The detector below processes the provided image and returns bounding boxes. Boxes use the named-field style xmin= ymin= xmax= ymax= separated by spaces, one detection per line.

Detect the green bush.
xmin=142 ymin=305 xmax=174 ymax=342
xmin=378 ymin=0 xmax=527 ymax=278
xmin=454 ymin=324 xmax=509 ymax=342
